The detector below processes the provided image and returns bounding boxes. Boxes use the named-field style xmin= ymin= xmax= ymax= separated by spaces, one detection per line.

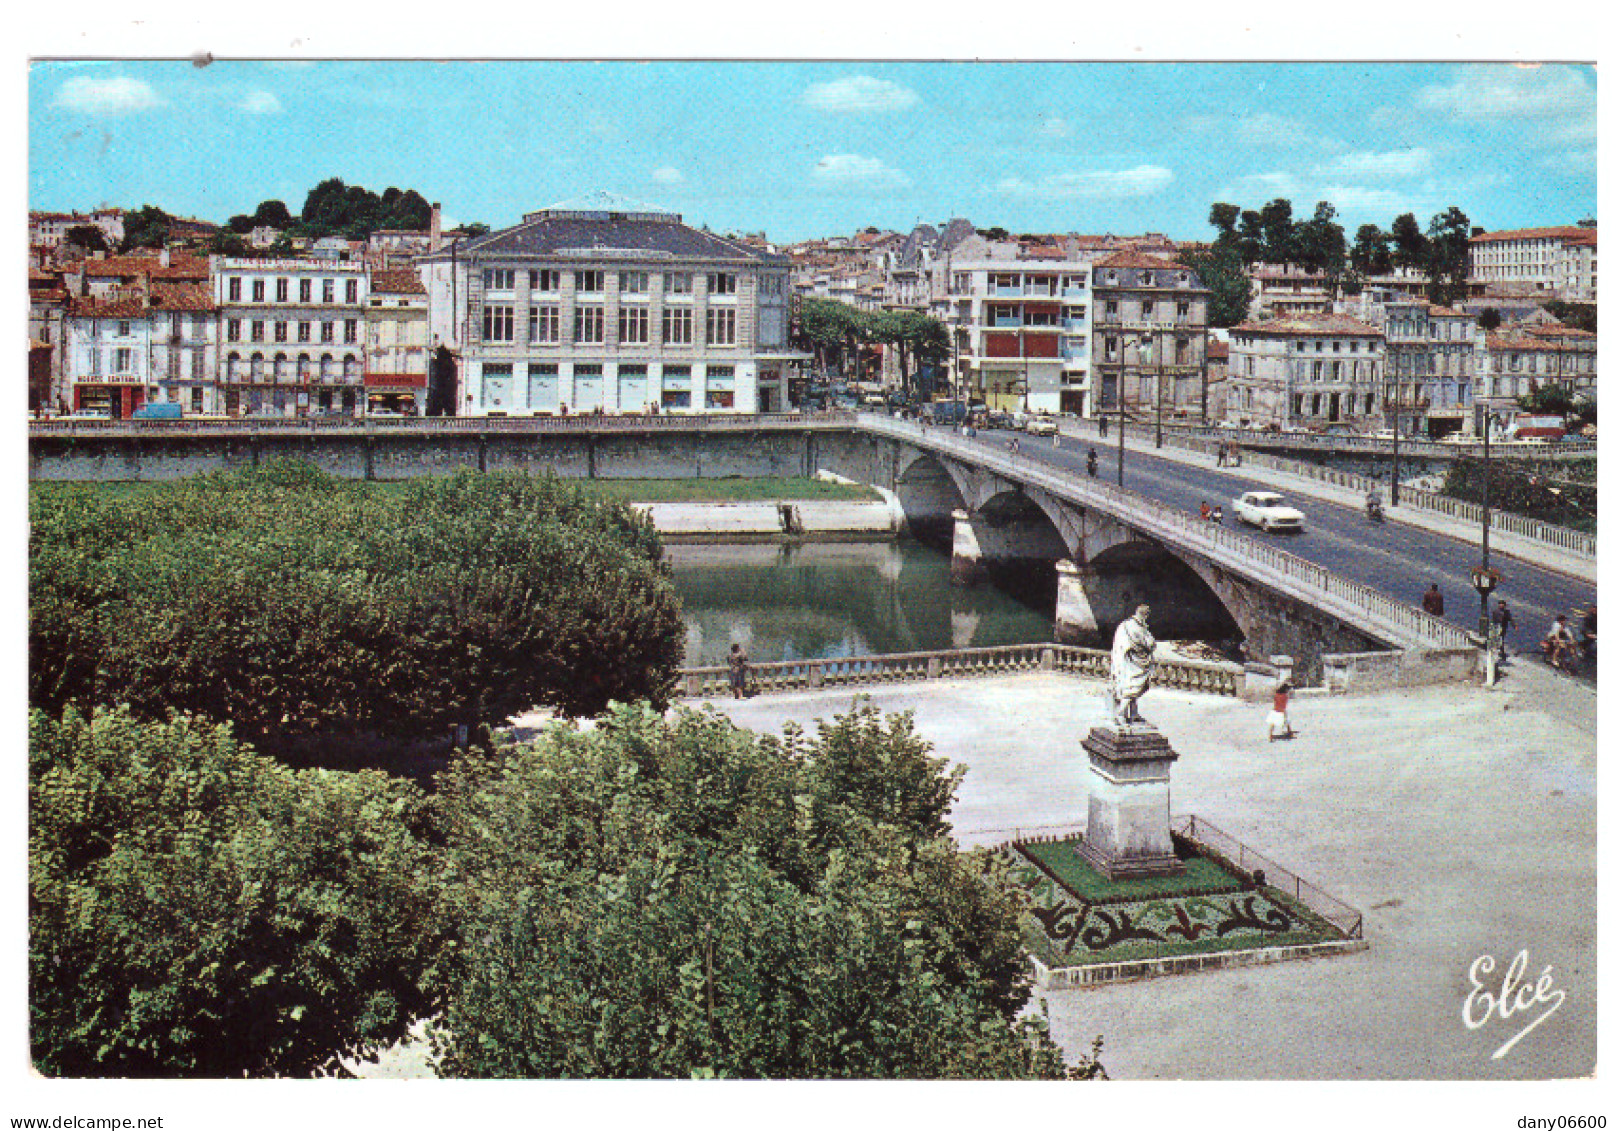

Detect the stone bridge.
xmin=817 ymin=417 xmax=1476 ymax=685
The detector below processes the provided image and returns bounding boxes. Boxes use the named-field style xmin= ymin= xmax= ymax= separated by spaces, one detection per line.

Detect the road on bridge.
xmin=970 ymin=428 xmax=1597 ymax=684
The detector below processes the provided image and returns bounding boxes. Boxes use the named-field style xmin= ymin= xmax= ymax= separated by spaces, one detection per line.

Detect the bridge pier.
xmin=950 ymin=508 xmax=987 ymax=587
xmin=1054 ymin=559 xmax=1101 ymax=643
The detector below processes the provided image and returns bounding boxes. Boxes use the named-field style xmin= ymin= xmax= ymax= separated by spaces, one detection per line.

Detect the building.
xmin=364 ymin=269 xmax=430 ymax=415
xmin=1092 ymin=251 xmax=1212 ymax=423
xmin=1477 ymin=320 xmax=1597 ymax=420
xmin=1376 ymin=301 xmax=1482 ymax=436
xmin=1223 ymin=314 xmax=1384 ymax=432
xmin=1249 ymin=264 xmax=1332 ymax=318
xmin=28 ymin=267 xmax=71 ymax=410
xmin=29 ymin=208 xmax=124 ymax=250
xmin=212 ymin=257 xmax=369 ymax=417
xmin=1468 ymin=225 xmax=1597 ymax=303
xmin=63 ymin=279 xmax=218 ymax=418
xmin=419 ymin=192 xmax=806 ymax=416
xmin=939 ymin=248 xmax=1094 ymax=415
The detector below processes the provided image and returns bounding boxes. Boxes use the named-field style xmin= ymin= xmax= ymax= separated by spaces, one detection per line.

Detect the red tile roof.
xmin=370 ymin=269 xmax=427 ymax=295
xmin=80 ymin=254 xmax=209 ymax=280
xmin=1470 ymin=225 xmax=1596 ymax=246
xmin=1231 ymin=314 xmax=1381 ymax=337
xmin=1094 ymin=249 xmax=1178 ymax=270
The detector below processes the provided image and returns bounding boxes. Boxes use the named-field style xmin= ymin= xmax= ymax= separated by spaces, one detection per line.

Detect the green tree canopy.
xmin=63 ymin=224 xmax=108 ymax=253
xmin=1423 ymin=206 xmax=1471 ymax=306
xmin=1477 ymin=307 xmax=1502 ymax=331
xmin=119 ymin=205 xmax=172 ymax=252
xmin=1350 ymin=223 xmax=1392 ymax=277
xmin=1257 ymin=198 xmax=1297 ymax=264
xmin=429 ymin=701 xmax=1102 ymax=1079
xmin=1207 ymin=202 xmax=1241 ymax=238
xmin=1390 ymin=212 xmax=1428 ymax=271
xmin=1178 ymin=243 xmax=1251 ymax=328
xmin=253 ymin=199 xmax=296 ymax=228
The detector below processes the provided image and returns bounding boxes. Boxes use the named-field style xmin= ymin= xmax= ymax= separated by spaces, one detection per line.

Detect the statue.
xmin=1110 ymin=603 xmax=1157 ymax=727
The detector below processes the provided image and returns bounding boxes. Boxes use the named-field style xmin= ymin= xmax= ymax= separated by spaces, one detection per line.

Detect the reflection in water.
xmin=665 ymin=540 xmax=1056 ymax=667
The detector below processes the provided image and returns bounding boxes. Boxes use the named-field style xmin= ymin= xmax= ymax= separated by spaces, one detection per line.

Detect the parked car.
xmin=985 ymin=411 xmax=1016 ymax=430
xmin=132 ymin=402 xmax=184 ymax=420
xmin=66 ymin=408 xmax=112 ymax=420
xmin=1232 ymin=491 xmax=1305 ymax=533
xmin=1026 ymin=416 xmax=1059 ymax=436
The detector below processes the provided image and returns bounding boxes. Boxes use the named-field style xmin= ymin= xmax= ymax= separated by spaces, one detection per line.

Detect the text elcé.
xmin=1463 ymin=949 xmax=1566 ymax=1061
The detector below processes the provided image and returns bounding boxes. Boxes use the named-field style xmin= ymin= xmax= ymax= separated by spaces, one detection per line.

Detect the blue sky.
xmin=29 ymin=60 xmax=1596 ymax=243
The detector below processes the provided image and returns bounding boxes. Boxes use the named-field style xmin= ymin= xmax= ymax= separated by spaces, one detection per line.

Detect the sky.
xmin=27 ymin=60 xmax=1596 ymax=245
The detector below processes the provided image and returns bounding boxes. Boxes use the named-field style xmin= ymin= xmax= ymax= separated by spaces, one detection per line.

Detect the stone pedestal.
xmin=1054 ymin=558 xmax=1100 ymax=643
xmin=1077 ymin=724 xmax=1185 ymax=881
xmin=950 ymin=508 xmax=987 ymax=586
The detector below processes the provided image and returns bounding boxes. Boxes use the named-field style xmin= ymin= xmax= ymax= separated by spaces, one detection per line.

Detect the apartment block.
xmin=1469 ymin=225 xmax=1597 ymax=303
xmin=1224 ymin=314 xmax=1384 ymax=433
xmin=1092 ymin=251 xmax=1212 ymax=422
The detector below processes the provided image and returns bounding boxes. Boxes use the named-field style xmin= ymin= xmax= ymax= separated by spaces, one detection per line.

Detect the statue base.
xmin=1076 ymin=724 xmax=1185 ymax=881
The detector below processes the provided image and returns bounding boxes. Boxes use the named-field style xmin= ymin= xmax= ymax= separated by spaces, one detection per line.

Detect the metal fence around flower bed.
xmin=1172 ymin=813 xmax=1364 ymax=940
xmin=676 ymin=643 xmax=1245 ymax=700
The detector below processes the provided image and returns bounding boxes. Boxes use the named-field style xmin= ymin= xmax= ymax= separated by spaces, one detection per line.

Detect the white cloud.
xmin=51 ymin=75 xmax=163 ymax=115
xmin=1315 ymin=148 xmax=1434 ymax=180
xmin=801 ymin=75 xmax=918 ymax=114
xmin=651 ymin=166 xmax=685 ymax=185
xmin=240 ymin=90 xmax=282 ymax=115
xmin=1416 ymin=63 xmax=1594 ymax=121
xmin=994 ymin=165 xmax=1175 ymax=201
xmin=812 ymin=154 xmax=912 ymax=192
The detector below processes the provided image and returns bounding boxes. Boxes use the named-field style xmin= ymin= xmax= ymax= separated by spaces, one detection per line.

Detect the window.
xmin=483 ymin=304 xmax=515 ymax=342
xmin=484 ymin=269 xmax=515 ymax=291
xmin=619 ymin=271 xmax=648 ymax=294
xmin=298 ymin=322 xmax=311 ymax=343
xmin=531 ymin=269 xmax=562 ymax=292
xmin=575 ymin=270 xmax=604 ymax=293
xmin=274 ymin=321 xmax=288 ymax=343
xmin=345 ymin=279 xmax=359 ymax=304
xmin=1177 ymin=301 xmax=1189 ymax=317
xmin=663 ymin=307 xmax=693 ymax=345
xmin=665 ymin=273 xmax=693 ymax=295
xmin=321 ymin=321 xmax=335 ymax=344
xmin=707 ymin=273 xmax=737 ymax=295
xmin=299 ymin=279 xmax=312 ymax=303
xmin=252 ymin=279 xmax=265 ymax=303
xmin=575 ymin=305 xmax=605 ymax=344
xmin=706 ymin=308 xmax=736 ymax=346
xmin=251 ymin=321 xmax=265 ymax=343
xmin=227 ymin=319 xmax=242 ymax=342
xmin=531 ymin=306 xmax=561 ymax=344
xmin=1142 ymin=300 xmax=1155 ymax=316
xmin=228 ymin=278 xmax=241 ymax=302
xmin=759 ymin=275 xmax=784 ymax=297
xmin=117 ymin=320 xmax=132 ymax=337
xmin=114 ymin=348 xmax=134 ymax=373
xmin=344 ymin=319 xmax=359 ymax=344
xmin=661 ymin=365 xmax=692 ymax=408
xmin=1104 ymin=300 xmax=1119 ymax=315
xmin=951 ymin=273 xmax=971 ymax=294
xmin=322 ymin=280 xmax=335 ymax=304
xmin=276 ymin=278 xmax=288 ymax=303
xmin=619 ymin=307 xmax=650 ymax=344
xmin=705 ymin=365 xmax=736 ymax=409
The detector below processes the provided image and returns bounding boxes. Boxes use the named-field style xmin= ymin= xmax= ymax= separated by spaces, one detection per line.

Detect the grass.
xmin=1019 ymin=838 xmax=1243 ymax=901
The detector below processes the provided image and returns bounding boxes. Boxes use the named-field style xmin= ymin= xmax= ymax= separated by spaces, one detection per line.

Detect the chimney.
xmin=160 ymin=247 xmax=170 ymax=269
xmin=429 ymin=203 xmax=442 ymax=253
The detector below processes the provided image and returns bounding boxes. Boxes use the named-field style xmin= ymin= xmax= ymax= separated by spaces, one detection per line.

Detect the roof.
xmin=1094 ymin=249 xmax=1179 ymax=270
xmin=80 ymin=254 xmax=209 ymax=280
xmin=1206 ymin=340 xmax=1230 ymax=360
xmin=1231 ymin=314 xmax=1382 ymax=337
xmin=426 ymin=206 xmax=789 ymax=266
xmin=1470 ymin=225 xmax=1596 ymax=246
xmin=73 ymin=281 xmax=215 ymax=317
xmin=1486 ymin=331 xmax=1594 ymax=352
xmin=370 ymin=269 xmax=427 ymax=295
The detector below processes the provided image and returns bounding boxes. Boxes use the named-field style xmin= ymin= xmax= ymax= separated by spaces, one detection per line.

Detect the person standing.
xmin=1099 ymin=414 xmax=1109 ymax=439
xmin=728 ymin=642 xmax=750 ymax=699
xmin=1216 ymin=441 xmax=1227 ymax=468
xmin=1491 ymin=599 xmax=1515 ymax=658
xmin=1199 ymin=500 xmax=1212 ymax=521
xmin=1086 ymin=448 xmax=1098 ymax=477
xmin=1422 ymin=583 xmax=1445 ymax=618
xmin=1268 ymin=680 xmax=1295 ymax=742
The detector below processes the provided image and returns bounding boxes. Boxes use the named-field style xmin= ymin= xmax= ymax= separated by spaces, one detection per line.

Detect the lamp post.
xmin=1154 ymin=328 xmax=1165 ymax=450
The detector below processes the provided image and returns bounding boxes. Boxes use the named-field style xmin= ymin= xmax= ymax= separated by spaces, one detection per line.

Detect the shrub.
xmin=428 ymin=701 xmax=1100 ymax=1079
xmin=29 ymin=464 xmax=685 ymax=757
xmin=29 ymin=707 xmax=442 ymax=1077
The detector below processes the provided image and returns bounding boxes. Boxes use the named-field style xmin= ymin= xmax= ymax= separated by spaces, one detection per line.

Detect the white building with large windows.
xmin=420 ymin=193 xmax=806 ymax=415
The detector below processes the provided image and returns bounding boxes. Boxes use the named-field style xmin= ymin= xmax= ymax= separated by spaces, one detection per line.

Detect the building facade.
xmin=212 ymin=257 xmax=370 ymax=417
xmin=1477 ymin=321 xmax=1597 ymax=418
xmin=1375 ymin=302 xmax=1482 ymax=436
xmin=364 ymin=269 xmax=430 ymax=414
xmin=420 ymin=194 xmax=804 ymax=415
xmin=1092 ymin=251 xmax=1211 ymax=423
xmin=1224 ymin=315 xmax=1384 ymax=432
xmin=1468 ymin=225 xmax=1597 ymax=303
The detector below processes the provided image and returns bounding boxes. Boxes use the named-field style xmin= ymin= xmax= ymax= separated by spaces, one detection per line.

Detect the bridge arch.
xmin=894 ymin=450 xmax=970 ymax=547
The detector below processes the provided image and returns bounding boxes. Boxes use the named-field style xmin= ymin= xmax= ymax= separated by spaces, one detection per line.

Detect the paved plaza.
xmin=704 ymin=664 xmax=1597 ymax=1080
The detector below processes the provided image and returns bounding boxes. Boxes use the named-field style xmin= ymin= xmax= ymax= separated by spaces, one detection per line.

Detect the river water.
xmin=665 ymin=540 xmax=1057 ymax=667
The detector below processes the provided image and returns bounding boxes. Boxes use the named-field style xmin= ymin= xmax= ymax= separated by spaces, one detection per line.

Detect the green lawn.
xmin=1019 ymin=838 xmax=1244 ymax=901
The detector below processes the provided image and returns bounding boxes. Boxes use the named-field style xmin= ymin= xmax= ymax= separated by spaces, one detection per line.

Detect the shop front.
xmin=74 ymin=382 xmax=144 ymax=419
xmin=366 ymin=372 xmax=426 ymax=416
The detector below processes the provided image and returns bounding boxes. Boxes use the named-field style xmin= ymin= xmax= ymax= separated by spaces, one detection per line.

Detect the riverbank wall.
xmin=636 ymin=498 xmax=902 ymax=541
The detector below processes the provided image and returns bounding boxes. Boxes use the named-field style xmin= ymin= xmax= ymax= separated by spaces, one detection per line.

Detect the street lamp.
xmin=1471 ymin=564 xmax=1500 ymax=637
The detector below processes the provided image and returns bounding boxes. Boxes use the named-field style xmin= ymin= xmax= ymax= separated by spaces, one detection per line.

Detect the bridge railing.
xmin=676 ymin=642 xmax=1245 ymax=699
xmin=861 ymin=415 xmax=1473 ymax=652
xmin=1097 ymin=417 xmax=1597 ymax=460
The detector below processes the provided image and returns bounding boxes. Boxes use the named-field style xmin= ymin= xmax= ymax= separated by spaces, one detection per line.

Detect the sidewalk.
xmin=1054 ymin=419 xmax=1596 ymax=583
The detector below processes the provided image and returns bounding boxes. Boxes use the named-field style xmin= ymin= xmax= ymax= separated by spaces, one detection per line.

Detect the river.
xmin=665 ymin=539 xmax=1058 ymax=667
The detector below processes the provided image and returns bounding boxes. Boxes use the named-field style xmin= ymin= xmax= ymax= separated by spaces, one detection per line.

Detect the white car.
xmin=1026 ymin=416 xmax=1058 ymax=436
xmin=1232 ymin=491 xmax=1305 ymax=533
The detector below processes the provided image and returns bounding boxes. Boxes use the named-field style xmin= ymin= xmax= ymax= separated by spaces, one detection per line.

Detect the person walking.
xmin=728 ymin=642 xmax=750 ymax=699
xmin=1491 ymin=599 xmax=1515 ymax=659
xmin=1421 ymin=583 xmax=1445 ymax=618
xmin=1215 ymin=441 xmax=1227 ymax=468
xmin=1099 ymin=414 xmax=1109 ymax=439
xmin=1199 ymin=500 xmax=1212 ymax=521
xmin=1009 ymin=435 xmax=1020 ymax=458
xmin=1267 ymin=680 xmax=1295 ymax=742
xmin=1086 ymin=448 xmax=1098 ymax=477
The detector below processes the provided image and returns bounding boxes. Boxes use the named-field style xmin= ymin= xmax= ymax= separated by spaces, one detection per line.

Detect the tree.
xmin=1235 ymin=210 xmax=1266 ymax=265
xmin=63 ymin=224 xmax=108 ymax=253
xmin=1295 ymin=201 xmax=1347 ymax=293
xmin=460 ymin=222 xmax=490 ymax=238
xmin=1390 ymin=212 xmax=1427 ymax=272
xmin=30 ymin=464 xmax=685 ymax=761
xmin=1207 ymin=203 xmax=1241 ymax=238
xmin=1350 ymin=223 xmax=1392 ymax=277
xmin=1178 ymin=243 xmax=1251 ymax=328
xmin=1257 ymin=198 xmax=1296 ymax=265
xmin=800 ymin=298 xmax=863 ymax=374
xmin=428 ymin=701 xmax=1103 ymax=1079
xmin=226 ymin=214 xmax=257 ymax=234
xmin=253 ymin=199 xmax=295 ymax=229
xmin=1478 ymin=307 xmax=1502 ymax=331
xmin=1423 ymin=206 xmax=1471 ymax=307
xmin=209 ymin=230 xmax=250 ymax=257
xmin=1543 ymin=300 xmax=1597 ymax=335
xmin=30 ymin=707 xmax=441 ymax=1077
xmin=981 ymin=226 xmax=1010 ymax=241
xmin=119 ymin=205 xmax=171 ymax=251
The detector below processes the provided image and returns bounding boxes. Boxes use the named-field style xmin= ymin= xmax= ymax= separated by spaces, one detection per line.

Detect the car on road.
xmin=1232 ymin=490 xmax=1305 ymax=533
xmin=1025 ymin=416 xmax=1059 ymax=436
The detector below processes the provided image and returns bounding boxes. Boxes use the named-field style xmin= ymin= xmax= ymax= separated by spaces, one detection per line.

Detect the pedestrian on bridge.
xmin=1216 ymin=441 xmax=1228 ymax=467
xmin=1492 ymin=599 xmax=1515 ymax=658
xmin=1422 ymin=584 xmax=1445 ymax=618
xmin=1086 ymin=448 xmax=1098 ymax=477
xmin=1009 ymin=436 xmax=1020 ymax=458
